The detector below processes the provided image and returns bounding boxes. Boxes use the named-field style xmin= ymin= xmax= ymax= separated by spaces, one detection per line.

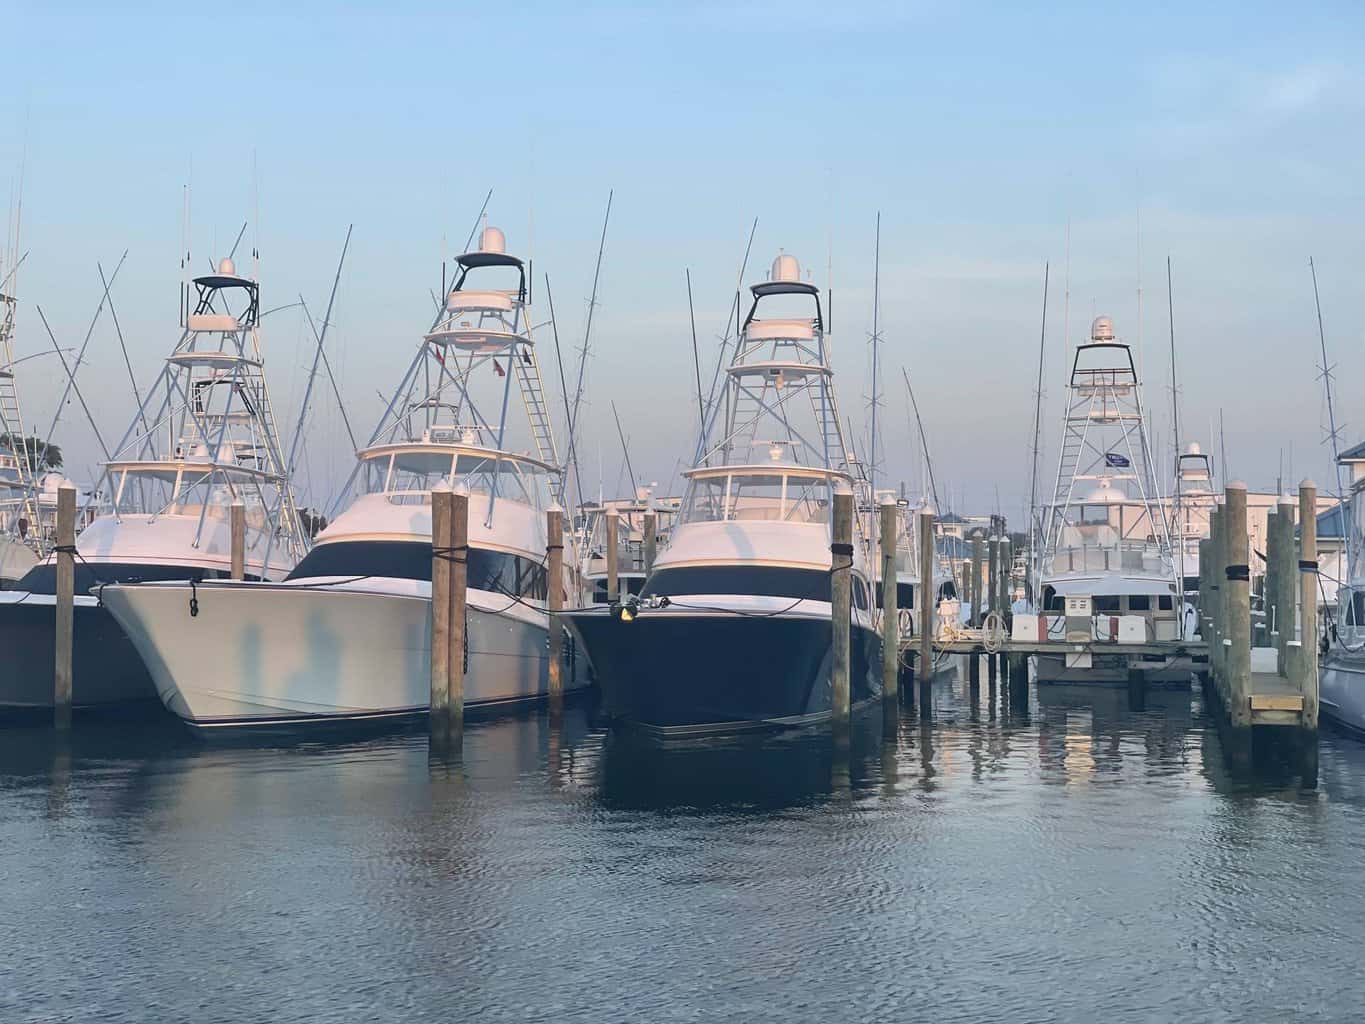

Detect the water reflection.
xmin=3 ymin=682 xmax=1365 ymax=1021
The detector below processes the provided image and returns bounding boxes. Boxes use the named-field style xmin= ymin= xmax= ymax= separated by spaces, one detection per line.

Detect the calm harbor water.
xmin=3 ymin=668 xmax=1362 ymax=1022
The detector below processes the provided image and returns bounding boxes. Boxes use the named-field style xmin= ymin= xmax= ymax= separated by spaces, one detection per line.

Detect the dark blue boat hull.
xmin=564 ymin=608 xmax=882 ymax=735
xmin=0 ymin=600 xmax=156 ymax=713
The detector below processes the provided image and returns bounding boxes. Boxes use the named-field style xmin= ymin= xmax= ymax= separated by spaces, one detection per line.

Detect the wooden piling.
xmin=968 ymin=651 xmax=980 ymax=694
xmin=430 ymin=484 xmax=452 ymax=723
xmin=643 ymin=511 xmax=657 ymax=573
xmin=1224 ymin=482 xmax=1252 ymax=730
xmin=879 ymin=500 xmax=899 ymax=705
xmin=1207 ymin=505 xmax=1224 ymax=683
xmin=546 ymin=507 xmax=564 ymax=702
xmin=998 ymin=536 xmax=1013 ymax=621
xmin=53 ymin=482 xmax=76 ymax=730
xmin=605 ymin=508 xmax=620 ymax=604
xmin=1263 ymin=508 xmax=1279 ymax=650
xmin=969 ymin=530 xmax=984 ymax=626
xmin=831 ymin=488 xmax=853 ymax=727
xmin=1296 ymin=480 xmax=1319 ymax=732
xmin=918 ymin=507 xmax=935 ymax=712
xmin=987 ymin=532 xmax=1000 ymax=620
xmin=229 ymin=498 xmax=245 ymax=581
xmin=449 ymin=489 xmax=469 ymax=725
xmin=1274 ymin=496 xmax=1296 ymax=675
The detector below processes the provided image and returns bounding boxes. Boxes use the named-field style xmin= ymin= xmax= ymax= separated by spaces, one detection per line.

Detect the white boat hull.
xmin=1321 ymin=647 xmax=1365 ymax=736
xmin=102 ymin=578 xmax=586 ymax=729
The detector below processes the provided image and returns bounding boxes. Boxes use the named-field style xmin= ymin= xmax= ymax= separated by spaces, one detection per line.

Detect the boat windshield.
xmin=359 ymin=448 xmax=553 ymax=508
xmin=682 ymin=470 xmax=832 ymax=525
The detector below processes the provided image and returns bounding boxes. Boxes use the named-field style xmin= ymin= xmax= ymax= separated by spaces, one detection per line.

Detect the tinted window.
xmin=1128 ymin=595 xmax=1151 ymax=611
xmin=1158 ymin=595 xmax=1174 ymax=611
xmin=645 ymin=565 xmax=859 ymax=604
xmin=876 ymin=581 xmax=915 ymax=610
xmin=17 ymin=562 xmax=240 ymax=596
xmin=1095 ymin=596 xmax=1121 ymax=613
xmin=288 ymin=540 xmax=546 ymax=599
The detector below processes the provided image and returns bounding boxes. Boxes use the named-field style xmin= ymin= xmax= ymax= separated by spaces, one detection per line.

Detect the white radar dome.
xmin=1090 ymin=316 xmax=1115 ymax=342
xmin=771 ymin=252 xmax=801 ymax=283
xmin=1185 ymin=442 xmax=1202 ymax=455
xmin=1085 ymin=477 xmax=1127 ymax=503
xmin=479 ymin=226 xmax=506 ymax=254
xmin=217 ymin=257 xmax=236 ymax=276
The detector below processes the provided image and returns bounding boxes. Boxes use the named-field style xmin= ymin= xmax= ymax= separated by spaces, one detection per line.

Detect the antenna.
xmin=696 ymin=217 xmax=758 ymax=460
xmin=560 ymin=192 xmax=614 ymax=516
xmin=611 ymin=400 xmax=638 ymax=497
xmin=1219 ymin=408 xmax=1229 ymax=485
xmin=686 ymin=268 xmax=704 ymax=432
xmin=901 ymin=367 xmax=939 ymax=513
xmin=1310 ymin=257 xmax=1348 ymax=501
xmin=36 ymin=306 xmax=111 ymax=462
xmin=1167 ymin=255 xmax=1183 ymax=598
xmin=1028 ymin=261 xmax=1049 ymax=588
xmin=286 ymin=226 xmax=353 ymax=479
xmin=544 ymin=275 xmax=583 ymax=514
xmin=43 ymin=251 xmax=128 ymax=454
xmin=867 ymin=212 xmax=882 ymax=554
xmin=1062 ymin=217 xmax=1071 ymax=350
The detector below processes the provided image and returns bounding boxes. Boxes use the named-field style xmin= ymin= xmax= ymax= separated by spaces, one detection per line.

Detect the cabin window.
xmin=1128 ymin=595 xmax=1151 ymax=612
xmin=287 ymin=539 xmax=547 ymax=599
xmin=644 ymin=565 xmax=833 ymax=603
xmin=1094 ymin=596 xmax=1121 ymax=613
xmin=1043 ymin=586 xmax=1062 ymax=612
xmin=1158 ymin=595 xmax=1174 ymax=611
xmin=853 ymin=578 xmax=869 ymax=611
xmin=15 ymin=562 xmax=249 ymax=595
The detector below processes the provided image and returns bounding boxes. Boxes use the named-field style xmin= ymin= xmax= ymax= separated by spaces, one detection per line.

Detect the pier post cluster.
xmin=1199 ymin=480 xmax=1318 ymax=777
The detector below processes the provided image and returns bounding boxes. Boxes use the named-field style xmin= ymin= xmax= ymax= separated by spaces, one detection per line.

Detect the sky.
xmin=3 ymin=0 xmax=1363 ymax=523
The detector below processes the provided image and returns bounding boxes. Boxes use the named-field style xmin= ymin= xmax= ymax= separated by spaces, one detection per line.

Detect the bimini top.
xmin=192 ymin=257 xmax=256 ymax=291
xmin=750 ymin=252 xmax=819 ymax=299
xmin=456 ymin=226 xmax=524 ymax=270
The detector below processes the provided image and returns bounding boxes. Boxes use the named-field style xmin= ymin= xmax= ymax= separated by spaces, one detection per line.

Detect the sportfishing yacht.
xmin=1034 ymin=316 xmax=1182 ymax=683
xmin=1319 ymin=443 xmax=1365 ymax=734
xmin=563 ymin=252 xmax=881 ymax=735
xmin=1171 ymin=442 xmax=1217 ymax=638
xmin=104 ymin=227 xmax=587 ymax=730
xmin=579 ymin=490 xmax=679 ymax=604
xmin=0 ymin=255 xmax=305 ymax=712
xmin=0 ymin=281 xmax=39 ymax=587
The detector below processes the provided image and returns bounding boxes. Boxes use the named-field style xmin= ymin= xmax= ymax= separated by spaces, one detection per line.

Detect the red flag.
xmin=493 ymin=358 xmax=505 ymax=377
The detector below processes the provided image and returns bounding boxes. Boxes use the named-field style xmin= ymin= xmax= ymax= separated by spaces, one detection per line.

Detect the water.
xmin=2 ymin=674 xmax=1362 ymax=1022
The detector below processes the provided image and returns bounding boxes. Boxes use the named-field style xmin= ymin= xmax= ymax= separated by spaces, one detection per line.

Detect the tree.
xmin=0 ymin=434 xmax=62 ymax=470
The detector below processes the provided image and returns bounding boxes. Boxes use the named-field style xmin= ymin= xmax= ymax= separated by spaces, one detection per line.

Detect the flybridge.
xmin=335 ymin=225 xmax=563 ymax=524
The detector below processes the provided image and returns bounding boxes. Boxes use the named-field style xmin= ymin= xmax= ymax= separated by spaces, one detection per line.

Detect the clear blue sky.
xmin=4 ymin=1 xmax=1363 ymax=518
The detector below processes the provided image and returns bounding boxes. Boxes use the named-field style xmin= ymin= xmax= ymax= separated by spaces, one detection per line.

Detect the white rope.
xmin=981 ymin=610 xmax=1007 ymax=654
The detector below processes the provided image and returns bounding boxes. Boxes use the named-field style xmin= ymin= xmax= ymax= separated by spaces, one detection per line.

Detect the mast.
xmin=1167 ymin=256 xmax=1183 ymax=593
xmin=1027 ymin=261 xmax=1049 ymax=593
xmin=867 ymin=213 xmax=882 ymax=559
